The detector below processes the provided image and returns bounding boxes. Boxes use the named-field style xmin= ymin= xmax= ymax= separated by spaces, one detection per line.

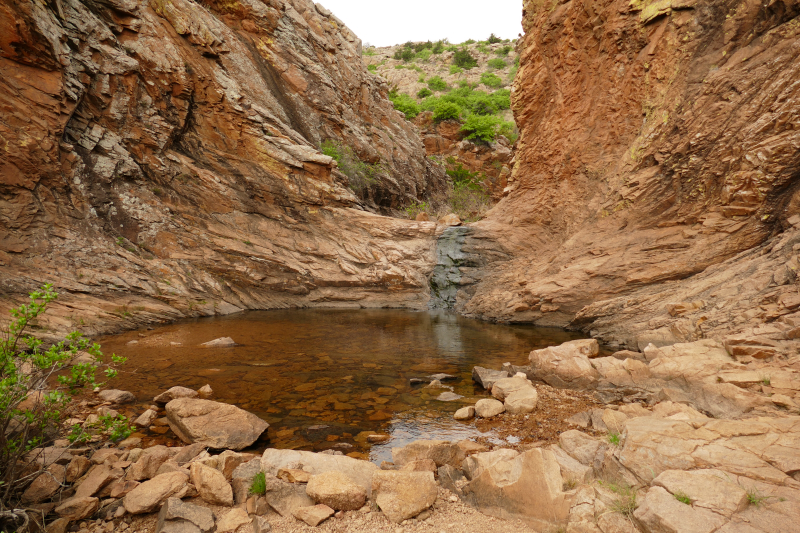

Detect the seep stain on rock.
xmin=98 ymin=308 xmax=586 ymax=462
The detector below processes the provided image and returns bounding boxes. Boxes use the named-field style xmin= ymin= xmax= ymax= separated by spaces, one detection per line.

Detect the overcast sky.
xmin=317 ymin=0 xmax=524 ymax=47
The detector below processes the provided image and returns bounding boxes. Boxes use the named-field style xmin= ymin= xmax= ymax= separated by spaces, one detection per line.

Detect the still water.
xmin=99 ymin=309 xmax=584 ymax=463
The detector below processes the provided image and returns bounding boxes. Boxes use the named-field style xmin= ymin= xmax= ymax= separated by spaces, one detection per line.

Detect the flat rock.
xmin=306 ymin=470 xmax=366 ymax=510
xmin=129 ymin=445 xmax=171 ymax=481
xmin=123 ymin=471 xmax=190 ymax=514
xmin=263 ymin=477 xmax=315 ymax=517
xmin=154 ymin=386 xmax=199 ymax=404
xmin=166 ymin=398 xmax=269 ymax=450
xmin=98 ymin=389 xmax=136 ymax=404
xmin=391 ymin=439 xmax=465 ymax=468
xmin=156 ymin=497 xmax=215 ymax=533
xmin=293 ymin=504 xmax=335 ymax=527
xmin=436 ymin=391 xmax=462 ymax=401
xmin=652 ymin=469 xmax=748 ymax=517
xmin=372 ymin=470 xmax=438 ymax=524
xmin=472 ymin=366 xmax=510 ymax=390
xmin=54 ymin=496 xmax=99 ymax=521
xmin=474 ymin=398 xmax=505 ymax=418
xmin=261 ymin=449 xmax=378 ymax=496
xmin=634 ymin=486 xmax=726 ymax=533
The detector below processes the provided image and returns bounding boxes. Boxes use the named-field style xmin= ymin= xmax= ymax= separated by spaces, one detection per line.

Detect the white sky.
xmin=316 ymin=0 xmax=524 ymax=47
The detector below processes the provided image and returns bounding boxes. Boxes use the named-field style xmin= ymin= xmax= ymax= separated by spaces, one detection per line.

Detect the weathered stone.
xmin=277 ymin=468 xmax=311 ymax=483
xmin=123 ymin=472 xmax=190 ymax=514
xmin=190 ymin=462 xmax=233 ymax=506
xmin=129 ymin=445 xmax=171 ymax=481
xmin=400 ymin=459 xmax=438 ymax=473
xmin=550 ymin=445 xmax=592 ymax=484
xmin=45 ymin=517 xmax=70 ymax=533
xmin=454 ymin=406 xmax=475 ymax=420
xmin=166 ymin=398 xmax=268 ymax=450
xmin=98 ymin=389 xmax=135 ymax=404
xmin=74 ymin=464 xmax=121 ymax=498
xmin=293 ymin=504 xmax=334 ymax=526
xmin=22 ymin=464 xmax=66 ymax=504
xmin=263 ymin=478 xmax=315 ymax=517
xmin=475 ymin=398 xmax=505 ymax=418
xmin=134 ymin=409 xmax=158 ymax=428
xmin=252 ymin=515 xmax=271 ymax=533
xmin=529 ymin=340 xmax=601 ymax=389
xmin=438 ymin=213 xmax=462 ymax=226
xmin=154 ymin=386 xmax=199 ymax=404
xmin=197 ymin=384 xmax=214 ymax=398
xmin=54 ymin=496 xmax=99 ymax=520
xmin=634 ymin=486 xmax=727 ymax=533
xmin=216 ymin=450 xmax=244 ymax=480
xmin=558 ymin=430 xmax=604 ymax=466
xmin=491 ymin=376 xmax=534 ymax=401
xmin=462 ymin=449 xmax=519 ymax=480
xmin=504 ymin=387 xmax=539 ymax=414
xmin=652 ymin=469 xmax=748 ymax=517
xmin=216 ymin=507 xmax=250 ymax=533
xmin=65 ymin=455 xmax=91 ymax=482
xmin=156 ymin=497 xmax=215 ymax=533
xmin=261 ymin=449 xmax=378 ymax=496
xmin=201 ymin=337 xmax=237 ymax=347
xmin=472 ymin=367 xmax=510 ymax=390
xmin=391 ymin=439 xmax=465 ymax=468
xmin=306 ymin=470 xmax=366 ymax=511
xmin=372 ymin=471 xmax=438 ymax=524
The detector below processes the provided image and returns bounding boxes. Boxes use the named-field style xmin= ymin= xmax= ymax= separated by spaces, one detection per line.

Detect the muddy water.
xmin=99 ymin=309 xmax=585 ymax=463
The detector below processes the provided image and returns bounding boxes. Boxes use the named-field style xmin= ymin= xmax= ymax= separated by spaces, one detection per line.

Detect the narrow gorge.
xmin=2 ymin=0 xmax=800 ymax=532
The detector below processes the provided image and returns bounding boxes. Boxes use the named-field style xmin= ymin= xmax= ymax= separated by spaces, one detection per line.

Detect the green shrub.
xmin=416 ymin=49 xmax=432 ymax=62
xmin=250 ymin=472 xmax=267 ymax=495
xmin=0 ymin=285 xmax=129 ymax=515
xmin=417 ymin=88 xmax=433 ymax=99
xmin=488 ymin=58 xmax=506 ymax=70
xmin=405 ymin=200 xmax=430 ymax=219
xmin=395 ymin=65 xmax=404 ymax=70
xmin=432 ymin=40 xmax=445 ymax=54
xmin=449 ymin=181 xmax=490 ymax=222
xmin=496 ymin=45 xmax=513 ymax=56
xmin=394 ymin=48 xmax=414 ymax=62
xmin=428 ymin=76 xmax=448 ymax=92
xmin=433 ymin=101 xmax=461 ymax=122
xmin=480 ymin=72 xmax=503 ymax=88
xmin=498 ymin=121 xmax=518 ymax=143
xmin=367 ymin=64 xmax=377 ymax=72
xmin=453 ymin=48 xmax=478 ymax=69
xmin=477 ymin=43 xmax=489 ymax=54
xmin=320 ymin=140 xmax=383 ymax=194
xmin=489 ymin=89 xmax=511 ymax=110
xmin=462 ymin=39 xmax=476 ymax=45
xmin=446 ymin=162 xmax=480 ymax=187
xmin=418 ymin=74 xmax=426 ymax=83
xmin=388 ymin=90 xmax=420 ymax=119
xmin=449 ymin=65 xmax=463 ymax=75
xmin=460 ymin=114 xmax=502 ymax=143
xmin=487 ymin=33 xmax=502 ymax=44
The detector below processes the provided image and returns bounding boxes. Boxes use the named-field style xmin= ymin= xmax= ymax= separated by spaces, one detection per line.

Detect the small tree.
xmin=487 ymin=33 xmax=502 ymax=44
xmin=0 ymin=285 xmax=129 ymax=524
xmin=452 ymin=48 xmax=478 ymax=70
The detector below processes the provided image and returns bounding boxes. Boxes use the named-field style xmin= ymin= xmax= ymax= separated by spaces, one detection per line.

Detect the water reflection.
xmin=99 ymin=309 xmax=585 ymax=463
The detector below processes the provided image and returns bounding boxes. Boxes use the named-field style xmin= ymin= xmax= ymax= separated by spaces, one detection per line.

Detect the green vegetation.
xmin=427 ymin=75 xmax=448 ymax=92
xmin=598 ymin=480 xmax=638 ymax=517
xmin=320 ymin=140 xmax=383 ymax=194
xmin=432 ymin=40 xmax=445 ymax=54
xmin=363 ymin=47 xmax=376 ymax=56
xmin=432 ymin=101 xmax=461 ymax=122
xmin=418 ymin=74 xmax=426 ymax=83
xmin=480 ymin=71 xmax=504 ymax=88
xmin=388 ymin=90 xmax=420 ymax=119
xmin=496 ymin=45 xmax=513 ymax=56
xmin=487 ymin=33 xmax=502 ymax=44
xmin=460 ymin=115 xmax=503 ymax=143
xmin=607 ymin=432 xmax=621 ymax=446
xmin=250 ymin=472 xmax=267 ymax=495
xmin=673 ymin=491 xmax=692 ymax=505
xmin=746 ymin=487 xmax=769 ymax=506
xmin=417 ymin=88 xmax=433 ymax=99
xmin=476 ymin=42 xmax=489 ymax=54
xmin=488 ymin=58 xmax=506 ymax=70
xmin=394 ymin=47 xmax=414 ymax=62
xmin=449 ymin=65 xmax=463 ymax=75
xmin=1 ymin=285 xmax=130 ymax=513
xmin=367 ymin=64 xmax=377 ymax=73
xmin=404 ymin=200 xmax=430 ymax=219
xmin=416 ymin=49 xmax=432 ymax=62
xmin=452 ymin=48 xmax=478 ymax=69
xmin=462 ymin=39 xmax=476 ymax=45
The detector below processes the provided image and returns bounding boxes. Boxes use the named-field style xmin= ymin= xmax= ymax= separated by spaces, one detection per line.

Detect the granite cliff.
xmin=457 ymin=0 xmax=800 ymax=351
xmin=0 ymin=0 xmax=448 ymax=336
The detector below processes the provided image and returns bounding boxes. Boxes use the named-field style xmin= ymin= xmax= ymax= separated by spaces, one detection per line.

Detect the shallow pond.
xmin=98 ymin=309 xmax=585 ymax=463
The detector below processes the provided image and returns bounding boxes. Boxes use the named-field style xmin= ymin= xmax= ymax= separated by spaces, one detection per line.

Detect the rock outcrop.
xmin=0 ymin=0 xmax=448 ymax=336
xmin=454 ymin=0 xmax=800 ymax=350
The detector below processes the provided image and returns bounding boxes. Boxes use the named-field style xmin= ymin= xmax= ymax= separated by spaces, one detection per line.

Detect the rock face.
xmin=0 ymin=0 xmax=447 ymax=336
xmin=448 ymin=0 xmax=800 ymax=352
xmin=165 ymin=398 xmax=268 ymax=450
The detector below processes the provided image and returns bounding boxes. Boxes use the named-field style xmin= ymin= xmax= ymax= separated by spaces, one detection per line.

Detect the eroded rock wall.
xmin=456 ymin=0 xmax=800 ymax=348
xmin=0 ymin=0 xmax=448 ymax=336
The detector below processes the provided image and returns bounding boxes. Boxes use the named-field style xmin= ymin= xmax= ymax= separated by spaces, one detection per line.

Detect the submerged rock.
xmin=201 ymin=337 xmax=237 ymax=347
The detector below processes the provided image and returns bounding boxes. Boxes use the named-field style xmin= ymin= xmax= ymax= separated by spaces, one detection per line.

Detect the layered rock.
xmin=454 ymin=0 xmax=800 ymax=350
xmin=0 ymin=0 xmax=448 ymax=336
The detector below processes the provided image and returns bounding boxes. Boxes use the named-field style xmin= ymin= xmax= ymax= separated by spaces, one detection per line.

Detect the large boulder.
xmin=216 ymin=508 xmax=250 ymax=533
xmin=190 ymin=462 xmax=233 ymax=506
xmin=166 ymin=398 xmax=268 ymax=450
xmin=391 ymin=440 xmax=465 ymax=468
xmin=262 ymin=477 xmax=315 ymax=517
xmin=558 ymin=430 xmax=604 ymax=466
xmin=529 ymin=339 xmax=600 ymax=389
xmin=306 ymin=471 xmax=366 ymax=511
xmin=472 ymin=367 xmax=510 ymax=390
xmin=372 ymin=471 xmax=438 ymax=524
xmin=461 ymin=448 xmax=574 ymax=528
xmin=156 ymin=497 xmax=215 ymax=533
xmin=123 ymin=472 xmax=191 ymax=514
xmin=651 ymin=469 xmax=748 ymax=517
xmin=261 ymin=449 xmax=378 ymax=496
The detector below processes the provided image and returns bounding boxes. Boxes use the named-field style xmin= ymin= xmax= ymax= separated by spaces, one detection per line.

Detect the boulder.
xmin=462 ymin=449 xmax=519 ymax=480
xmin=438 ymin=213 xmax=461 ymax=226
xmin=129 ymin=445 xmax=171 ymax=481
xmin=558 ymin=430 xmax=604 ymax=466
xmin=173 ymin=442 xmax=207 ymax=464
xmin=54 ymin=496 xmax=99 ymax=520
xmin=156 ymin=497 xmax=215 ymax=533
xmin=74 ymin=464 xmax=122 ymax=498
xmin=634 ymin=486 xmax=726 ymax=533
xmin=528 ymin=339 xmax=601 ymax=389
xmin=134 ymin=409 xmax=158 ymax=428
xmin=263 ymin=478 xmax=315 ymax=517
xmin=400 ymin=459 xmax=437 ymax=473
xmin=261 ymin=449 xmax=378 ymax=496
xmin=21 ymin=464 xmax=66 ymax=504
xmin=66 ymin=455 xmax=91 ymax=482
xmin=491 ymin=376 xmax=534 ymax=401
xmin=293 ymin=504 xmax=335 ymax=526
xmin=472 ymin=367 xmax=510 ymax=390
xmin=454 ymin=406 xmax=475 ymax=420
xmin=201 ymin=337 xmax=237 ymax=347
xmin=166 ymin=398 xmax=268 ymax=450
xmin=123 ymin=471 xmax=191 ymax=514
xmin=475 ymin=399 xmax=505 ymax=418
xmin=155 ymin=386 xmax=199 ymax=404
xmin=197 ymin=384 xmax=213 ymax=398
xmin=504 ymin=387 xmax=539 ymax=414
xmin=461 ymin=448 xmax=573 ymax=528
xmin=216 ymin=450 xmax=244 ymax=480
xmin=190 ymin=462 xmax=233 ymax=506
xmin=372 ymin=471 xmax=438 ymax=524
xmin=252 ymin=516 xmax=271 ymax=533
xmin=277 ymin=468 xmax=311 ymax=483
xmin=216 ymin=507 xmax=250 ymax=532
xmin=98 ymin=389 xmax=135 ymax=404
xmin=391 ymin=439 xmax=465 ymax=468
xmin=306 ymin=471 xmax=366 ymax=511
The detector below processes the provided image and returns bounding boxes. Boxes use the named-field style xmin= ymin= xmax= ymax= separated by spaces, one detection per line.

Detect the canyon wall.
xmin=0 ymin=0 xmax=448 ymax=337
xmin=459 ymin=0 xmax=800 ymax=349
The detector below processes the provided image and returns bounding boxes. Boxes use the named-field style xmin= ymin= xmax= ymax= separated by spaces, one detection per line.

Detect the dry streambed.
xmin=21 ymin=336 xmax=800 ymax=533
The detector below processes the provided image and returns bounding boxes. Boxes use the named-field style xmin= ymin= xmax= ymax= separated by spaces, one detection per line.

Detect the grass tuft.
xmin=673 ymin=490 xmax=692 ymax=505
xmin=250 ymin=472 xmax=267 ymax=495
